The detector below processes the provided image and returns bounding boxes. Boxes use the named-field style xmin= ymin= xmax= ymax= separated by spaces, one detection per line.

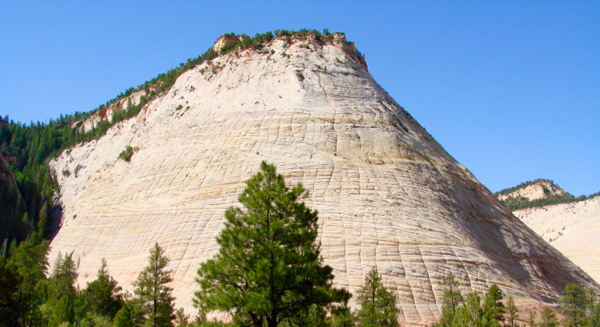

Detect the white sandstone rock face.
xmin=49 ymin=35 xmax=597 ymax=325
xmin=515 ymin=197 xmax=600 ymax=283
xmin=498 ymin=180 xmax=568 ymax=202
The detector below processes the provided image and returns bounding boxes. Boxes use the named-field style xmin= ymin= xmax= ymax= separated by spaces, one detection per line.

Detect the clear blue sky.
xmin=1 ymin=1 xmax=598 ymax=196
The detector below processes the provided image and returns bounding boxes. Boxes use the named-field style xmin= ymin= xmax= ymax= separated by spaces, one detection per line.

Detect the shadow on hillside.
xmin=446 ymin=173 xmax=597 ymax=303
xmin=46 ymin=204 xmax=63 ymax=241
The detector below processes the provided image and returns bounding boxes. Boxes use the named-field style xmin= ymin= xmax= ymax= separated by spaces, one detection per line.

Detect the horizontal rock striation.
xmin=49 ymin=34 xmax=597 ymax=325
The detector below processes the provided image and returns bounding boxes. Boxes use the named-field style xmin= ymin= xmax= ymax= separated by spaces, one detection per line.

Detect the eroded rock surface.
xmin=515 ymin=197 xmax=600 ymax=283
xmin=49 ymin=35 xmax=597 ymax=325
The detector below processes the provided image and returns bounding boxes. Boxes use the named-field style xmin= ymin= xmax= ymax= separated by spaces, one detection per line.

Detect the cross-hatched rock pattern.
xmin=49 ymin=35 xmax=597 ymax=325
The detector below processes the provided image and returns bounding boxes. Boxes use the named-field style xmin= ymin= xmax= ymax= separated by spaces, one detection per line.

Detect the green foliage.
xmin=118 ymin=146 xmax=139 ymax=163
xmin=174 ymin=307 xmax=190 ymax=327
xmin=194 ymin=161 xmax=349 ymax=327
xmin=432 ymin=277 xmax=508 ymax=327
xmin=539 ymin=306 xmax=558 ymax=327
xmin=133 ymin=242 xmax=176 ymax=327
xmin=5 ymin=239 xmax=49 ymax=325
xmin=481 ymin=284 xmax=505 ymax=326
xmin=79 ymin=258 xmax=124 ymax=320
xmin=495 ymin=179 xmax=598 ymax=211
xmin=74 ymin=164 xmax=83 ymax=177
xmin=329 ymin=302 xmax=355 ymax=327
xmin=355 ymin=268 xmax=400 ymax=327
xmin=500 ymin=194 xmax=584 ymax=211
xmin=113 ymin=302 xmax=136 ymax=327
xmin=434 ymin=275 xmax=463 ymax=326
xmin=506 ymin=296 xmax=519 ymax=327
xmin=559 ymin=284 xmax=588 ymax=327
xmin=45 ymin=252 xmax=79 ymax=326
xmin=357 ymin=268 xmax=400 ymax=327
xmin=0 ymin=256 xmax=24 ymax=325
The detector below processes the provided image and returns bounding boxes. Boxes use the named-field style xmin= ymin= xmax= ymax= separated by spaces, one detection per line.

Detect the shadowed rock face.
xmin=515 ymin=197 xmax=600 ymax=284
xmin=48 ymin=35 xmax=597 ymax=325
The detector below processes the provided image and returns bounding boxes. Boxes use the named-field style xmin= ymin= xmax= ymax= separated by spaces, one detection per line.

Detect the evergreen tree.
xmin=194 ymin=161 xmax=348 ymax=327
xmin=133 ymin=242 xmax=175 ymax=327
xmin=559 ymin=284 xmax=587 ymax=327
xmin=451 ymin=292 xmax=482 ymax=326
xmin=539 ymin=306 xmax=557 ymax=327
xmin=174 ymin=308 xmax=190 ymax=327
xmin=9 ymin=239 xmax=50 ymax=326
xmin=113 ymin=302 xmax=136 ymax=327
xmin=329 ymin=302 xmax=355 ymax=327
xmin=46 ymin=252 xmax=79 ymax=326
xmin=0 ymin=256 xmax=23 ymax=326
xmin=587 ymin=288 xmax=600 ymax=327
xmin=481 ymin=284 xmax=504 ymax=326
xmin=506 ymin=296 xmax=520 ymax=327
xmin=432 ymin=275 xmax=463 ymax=327
xmin=79 ymin=258 xmax=124 ymax=320
xmin=355 ymin=268 xmax=400 ymax=327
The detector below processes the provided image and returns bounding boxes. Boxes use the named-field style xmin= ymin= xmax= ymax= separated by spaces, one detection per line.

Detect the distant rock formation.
xmin=48 ymin=33 xmax=597 ymax=325
xmin=497 ymin=179 xmax=568 ymax=202
xmin=499 ymin=180 xmax=600 ymax=284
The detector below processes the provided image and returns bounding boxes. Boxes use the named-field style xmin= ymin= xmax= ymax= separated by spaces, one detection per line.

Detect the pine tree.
xmin=481 ymin=284 xmax=505 ymax=326
xmin=8 ymin=239 xmax=49 ymax=326
xmin=432 ymin=275 xmax=463 ymax=327
xmin=451 ymin=292 xmax=483 ymax=326
xmin=133 ymin=242 xmax=175 ymax=327
xmin=539 ymin=306 xmax=558 ymax=327
xmin=506 ymin=296 xmax=520 ymax=327
xmin=0 ymin=256 xmax=23 ymax=326
xmin=80 ymin=258 xmax=124 ymax=320
xmin=559 ymin=284 xmax=587 ymax=327
xmin=587 ymin=288 xmax=600 ymax=327
xmin=113 ymin=302 xmax=136 ymax=327
xmin=194 ymin=161 xmax=348 ymax=327
xmin=355 ymin=268 xmax=400 ymax=327
xmin=46 ymin=252 xmax=79 ymax=326
xmin=174 ymin=308 xmax=190 ymax=327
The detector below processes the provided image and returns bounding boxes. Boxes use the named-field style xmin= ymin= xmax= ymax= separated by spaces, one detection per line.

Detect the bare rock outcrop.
xmin=48 ymin=35 xmax=597 ymax=325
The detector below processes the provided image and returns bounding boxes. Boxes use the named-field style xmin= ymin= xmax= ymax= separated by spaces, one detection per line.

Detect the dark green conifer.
xmin=559 ymin=284 xmax=588 ymax=327
xmin=133 ymin=242 xmax=175 ymax=327
xmin=79 ymin=258 xmax=124 ymax=320
xmin=194 ymin=161 xmax=348 ymax=327
xmin=46 ymin=252 xmax=79 ymax=326
xmin=355 ymin=268 xmax=400 ymax=327
xmin=539 ymin=306 xmax=558 ymax=327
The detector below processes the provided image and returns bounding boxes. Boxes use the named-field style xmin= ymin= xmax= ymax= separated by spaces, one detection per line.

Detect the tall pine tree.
xmin=194 ymin=161 xmax=348 ymax=327
xmin=133 ymin=242 xmax=175 ymax=327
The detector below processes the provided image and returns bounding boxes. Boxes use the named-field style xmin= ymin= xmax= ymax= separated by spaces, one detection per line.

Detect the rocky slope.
xmin=48 ymin=33 xmax=597 ymax=325
xmin=505 ymin=186 xmax=600 ymax=284
xmin=497 ymin=179 xmax=568 ymax=202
